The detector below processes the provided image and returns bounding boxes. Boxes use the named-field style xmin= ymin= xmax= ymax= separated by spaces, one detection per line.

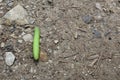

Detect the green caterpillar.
xmin=33 ymin=27 xmax=40 ymax=61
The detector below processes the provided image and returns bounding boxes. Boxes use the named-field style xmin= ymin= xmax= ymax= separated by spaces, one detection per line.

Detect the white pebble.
xmin=94 ymin=15 xmax=102 ymax=21
xmin=54 ymin=40 xmax=59 ymax=44
xmin=18 ymin=39 xmax=23 ymax=43
xmin=5 ymin=52 xmax=15 ymax=66
xmin=64 ymin=73 xmax=67 ymax=76
xmin=21 ymin=32 xmax=26 ymax=36
xmin=23 ymin=34 xmax=33 ymax=42
xmin=30 ymin=67 xmax=36 ymax=73
xmin=48 ymin=60 xmax=53 ymax=63
xmin=1 ymin=42 xmax=5 ymax=48
xmin=74 ymin=32 xmax=78 ymax=39
xmin=95 ymin=3 xmax=102 ymax=10
xmin=71 ymin=64 xmax=74 ymax=68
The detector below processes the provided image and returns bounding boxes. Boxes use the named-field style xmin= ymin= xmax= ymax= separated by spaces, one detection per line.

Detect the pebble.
xmin=30 ymin=67 xmax=36 ymax=73
xmin=54 ymin=40 xmax=59 ymax=44
xmin=92 ymin=29 xmax=101 ymax=38
xmin=1 ymin=42 xmax=5 ymax=47
xmin=23 ymin=34 xmax=33 ymax=42
xmin=21 ymin=32 xmax=26 ymax=36
xmin=25 ymin=28 xmax=32 ymax=32
xmin=40 ymin=51 xmax=48 ymax=62
xmin=71 ymin=64 xmax=74 ymax=68
xmin=0 ymin=0 xmax=3 ymax=2
xmin=5 ymin=44 xmax=14 ymax=51
xmin=3 ymin=5 xmax=29 ymax=25
xmin=5 ymin=52 xmax=15 ymax=66
xmin=94 ymin=14 xmax=102 ymax=21
xmin=95 ymin=3 xmax=102 ymax=11
xmin=82 ymin=15 xmax=93 ymax=24
xmin=74 ymin=32 xmax=78 ymax=39
xmin=18 ymin=39 xmax=23 ymax=43
xmin=5 ymin=0 xmax=14 ymax=6
xmin=28 ymin=17 xmax=35 ymax=24
xmin=48 ymin=60 xmax=53 ymax=63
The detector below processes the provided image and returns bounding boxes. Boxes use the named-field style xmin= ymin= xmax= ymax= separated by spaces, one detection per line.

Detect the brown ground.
xmin=0 ymin=0 xmax=120 ymax=80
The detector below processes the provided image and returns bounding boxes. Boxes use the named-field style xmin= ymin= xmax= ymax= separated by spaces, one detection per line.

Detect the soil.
xmin=0 ymin=0 xmax=120 ymax=80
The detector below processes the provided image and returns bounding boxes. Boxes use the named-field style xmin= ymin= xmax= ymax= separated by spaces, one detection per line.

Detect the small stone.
xmin=53 ymin=50 xmax=57 ymax=54
xmin=95 ymin=3 xmax=102 ymax=11
xmin=23 ymin=34 xmax=33 ymax=42
xmin=94 ymin=15 xmax=102 ymax=21
xmin=25 ymin=28 xmax=32 ymax=32
xmin=21 ymin=32 xmax=26 ymax=36
xmin=30 ymin=67 xmax=36 ymax=73
xmin=48 ymin=60 xmax=53 ymax=63
xmin=0 ymin=0 xmax=3 ymax=2
xmin=1 ymin=42 xmax=5 ymax=47
xmin=4 ymin=44 xmax=14 ymax=51
xmin=74 ymin=32 xmax=78 ymax=39
xmin=3 ymin=5 xmax=29 ymax=25
xmin=71 ymin=64 xmax=74 ymax=68
xmin=28 ymin=17 xmax=35 ymax=24
xmin=57 ymin=46 xmax=60 ymax=49
xmin=7 ymin=2 xmax=14 ymax=7
xmin=5 ymin=52 xmax=15 ymax=66
xmin=40 ymin=51 xmax=48 ymax=62
xmin=93 ymin=29 xmax=101 ymax=38
xmin=18 ymin=40 xmax=23 ymax=43
xmin=54 ymin=40 xmax=59 ymax=44
xmin=10 ymin=34 xmax=17 ymax=38
xmin=82 ymin=15 xmax=93 ymax=24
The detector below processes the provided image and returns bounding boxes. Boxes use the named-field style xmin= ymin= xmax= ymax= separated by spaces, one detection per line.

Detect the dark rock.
xmin=4 ymin=44 xmax=14 ymax=52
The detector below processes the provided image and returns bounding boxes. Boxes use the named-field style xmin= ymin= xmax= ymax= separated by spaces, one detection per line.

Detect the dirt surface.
xmin=0 ymin=0 xmax=120 ymax=80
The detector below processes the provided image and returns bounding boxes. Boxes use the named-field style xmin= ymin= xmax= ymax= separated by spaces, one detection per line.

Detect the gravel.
xmin=82 ymin=15 xmax=93 ymax=24
xmin=22 ymin=34 xmax=33 ymax=42
xmin=5 ymin=52 xmax=15 ymax=66
xmin=18 ymin=39 xmax=23 ymax=43
xmin=0 ymin=0 xmax=120 ymax=80
xmin=3 ymin=5 xmax=29 ymax=25
xmin=92 ymin=29 xmax=102 ymax=38
xmin=1 ymin=42 xmax=5 ymax=48
xmin=54 ymin=40 xmax=59 ymax=44
xmin=95 ymin=3 xmax=102 ymax=11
